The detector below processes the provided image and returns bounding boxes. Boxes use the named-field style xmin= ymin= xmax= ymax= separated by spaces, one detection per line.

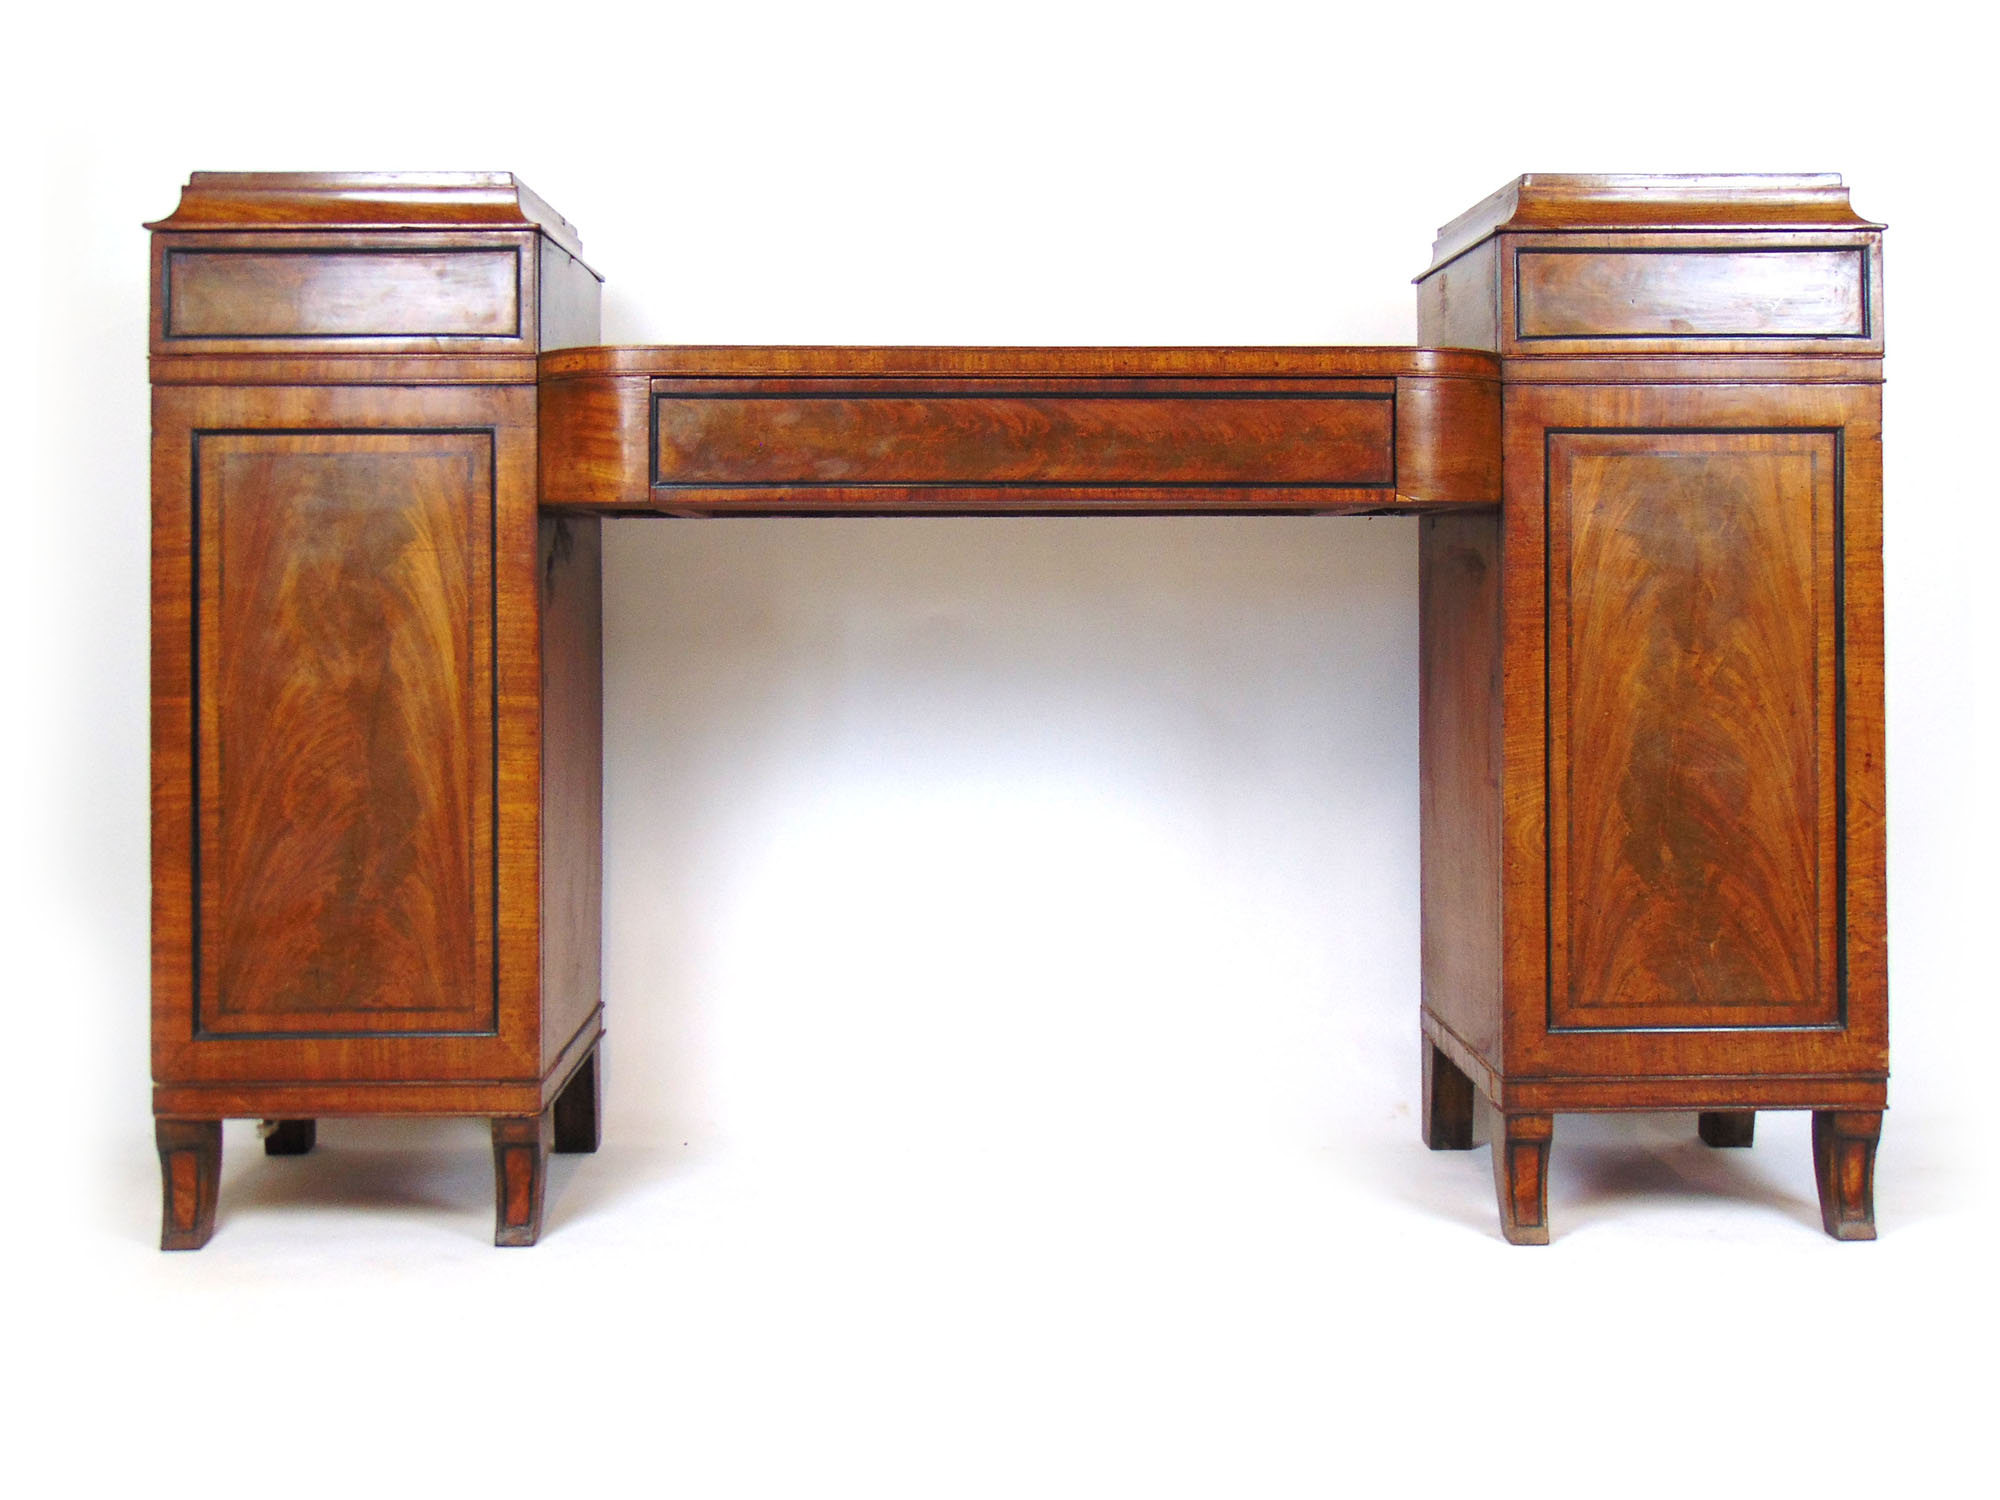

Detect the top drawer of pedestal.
xmin=1415 ymin=175 xmax=1884 ymax=359
xmin=1514 ymin=241 xmax=1868 ymax=340
xmin=146 ymin=173 xmax=601 ymax=378
xmin=1498 ymin=231 xmax=1881 ymax=355
xmin=159 ymin=236 xmax=528 ymax=344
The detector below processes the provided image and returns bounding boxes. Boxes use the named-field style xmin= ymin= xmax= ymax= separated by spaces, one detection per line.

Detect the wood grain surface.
xmin=152 ymin=383 xmax=549 ymax=1090
xmin=167 ymin=248 xmax=521 ymax=339
xmin=1419 ymin=512 xmax=1504 ymax=1072
xmin=540 ymin=347 xmax=1499 ymax=514
xmin=1497 ymin=381 xmax=1884 ymax=1088
xmin=1550 ymin=431 xmax=1838 ymax=1030
xmin=144 ymin=168 xmax=1896 ymax=1248
xmin=196 ymin=431 xmax=494 ymax=1035
xmin=1516 ymin=248 xmax=1866 ymax=339
xmin=655 ymin=390 xmax=1394 ymax=486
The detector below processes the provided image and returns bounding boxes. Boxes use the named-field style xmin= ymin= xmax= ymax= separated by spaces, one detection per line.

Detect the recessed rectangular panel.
xmin=196 ymin=432 xmax=495 ymax=1035
xmin=653 ymin=393 xmax=1395 ymax=489
xmin=1517 ymin=249 xmax=1866 ymax=339
xmin=1548 ymin=431 xmax=1839 ymax=1030
xmin=167 ymin=249 xmax=520 ymax=339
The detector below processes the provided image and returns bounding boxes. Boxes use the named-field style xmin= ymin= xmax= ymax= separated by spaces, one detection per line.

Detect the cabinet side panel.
xmin=1416 ymin=239 xmax=1500 ymax=351
xmin=537 ymin=239 xmax=603 ymax=352
xmin=1420 ymin=512 xmax=1504 ymax=1070
xmin=538 ymin=514 xmax=603 ymax=1071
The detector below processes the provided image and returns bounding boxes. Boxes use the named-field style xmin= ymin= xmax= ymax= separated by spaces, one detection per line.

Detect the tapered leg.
xmin=1698 ymin=1111 xmax=1755 ymax=1148
xmin=492 ymin=1113 xmax=553 ymax=1247
xmin=1422 ymin=1041 xmax=1476 ymax=1150
xmin=261 ymin=1119 xmax=317 ymax=1156
xmin=553 ymin=1045 xmax=601 ymax=1155
xmin=1493 ymin=1113 xmax=1553 ymax=1245
xmin=157 ymin=1119 xmax=222 ymax=1251
xmin=1813 ymin=1110 xmax=1881 ymax=1241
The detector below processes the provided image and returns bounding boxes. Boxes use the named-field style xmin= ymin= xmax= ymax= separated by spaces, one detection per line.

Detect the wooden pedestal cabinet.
xmin=148 ymin=175 xmax=606 ymax=1246
xmin=1415 ymin=176 xmax=1887 ymax=1240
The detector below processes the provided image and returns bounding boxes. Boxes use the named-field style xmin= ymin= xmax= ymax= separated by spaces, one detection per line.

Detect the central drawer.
xmin=651 ymin=388 xmax=1396 ymax=490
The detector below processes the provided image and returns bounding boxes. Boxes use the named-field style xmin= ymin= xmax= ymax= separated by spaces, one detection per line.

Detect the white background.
xmin=5 ymin=3 xmax=1994 ymax=1495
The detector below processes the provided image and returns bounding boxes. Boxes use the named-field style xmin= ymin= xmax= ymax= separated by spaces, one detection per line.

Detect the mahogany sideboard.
xmin=146 ymin=171 xmax=1886 ymax=1247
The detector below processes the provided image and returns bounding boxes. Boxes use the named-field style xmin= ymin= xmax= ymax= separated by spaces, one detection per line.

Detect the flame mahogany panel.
xmin=196 ymin=432 xmax=497 ymax=1036
xmin=653 ymin=390 xmax=1395 ymax=488
xmin=1547 ymin=432 xmax=1840 ymax=1030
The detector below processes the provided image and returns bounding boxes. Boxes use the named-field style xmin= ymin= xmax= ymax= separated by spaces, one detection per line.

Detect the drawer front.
xmin=164 ymin=246 xmax=522 ymax=341
xmin=653 ymin=390 xmax=1395 ymax=492
xmin=1516 ymin=247 xmax=1869 ymax=341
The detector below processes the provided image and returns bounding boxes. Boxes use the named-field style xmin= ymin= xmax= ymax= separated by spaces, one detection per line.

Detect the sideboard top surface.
xmin=146 ymin=170 xmax=586 ymax=258
xmin=540 ymin=345 xmax=1501 ymax=381
xmin=1424 ymin=171 xmax=1881 ymax=273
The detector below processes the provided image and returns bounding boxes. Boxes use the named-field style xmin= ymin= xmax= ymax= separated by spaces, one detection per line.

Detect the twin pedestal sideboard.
xmin=147 ymin=171 xmax=1888 ymax=1247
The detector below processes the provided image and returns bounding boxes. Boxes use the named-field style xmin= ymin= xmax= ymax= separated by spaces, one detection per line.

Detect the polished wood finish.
xmin=149 ymin=173 xmax=602 ymax=1246
xmin=1515 ymin=248 xmax=1867 ymax=340
xmin=156 ymin=1119 xmax=222 ymax=1250
xmin=150 ymin=170 xmax=1888 ymax=1247
xmin=1424 ymin=173 xmax=1878 ymax=270
xmin=544 ymin=345 xmax=1497 ymax=379
xmin=150 ymin=231 xmax=547 ymax=361
xmin=199 ymin=429 xmax=494 ymax=1036
xmin=1417 ymin=173 xmax=1887 ymax=1242
xmin=1550 ymin=430 xmax=1838 ymax=1031
xmin=1396 ymin=376 xmax=1501 ymax=509
xmin=492 ymin=1112 xmax=552 ymax=1247
xmin=166 ymin=247 xmax=523 ymax=340
xmin=1813 ymin=1110 xmax=1881 ymax=1240
xmin=153 ymin=384 xmax=546 ymax=1089
xmin=148 ymin=1007 xmax=604 ymax=1121
xmin=1698 ymin=1111 xmax=1755 ymax=1148
xmin=537 ymin=518 xmax=604 ymax=1077
xmin=654 ymin=390 xmax=1394 ymax=487
xmin=1419 ymin=512 xmax=1503 ymax=1083
xmin=1499 ymin=382 xmax=1885 ymax=1086
xmin=1493 ymin=1113 xmax=1553 ymax=1246
xmin=540 ymin=346 xmax=1500 ymax=515
xmin=146 ymin=171 xmax=586 ymax=254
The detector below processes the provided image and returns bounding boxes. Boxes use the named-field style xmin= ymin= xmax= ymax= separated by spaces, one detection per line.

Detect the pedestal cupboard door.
xmin=195 ymin=430 xmax=497 ymax=1037
xmin=1547 ymin=430 xmax=1840 ymax=1031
